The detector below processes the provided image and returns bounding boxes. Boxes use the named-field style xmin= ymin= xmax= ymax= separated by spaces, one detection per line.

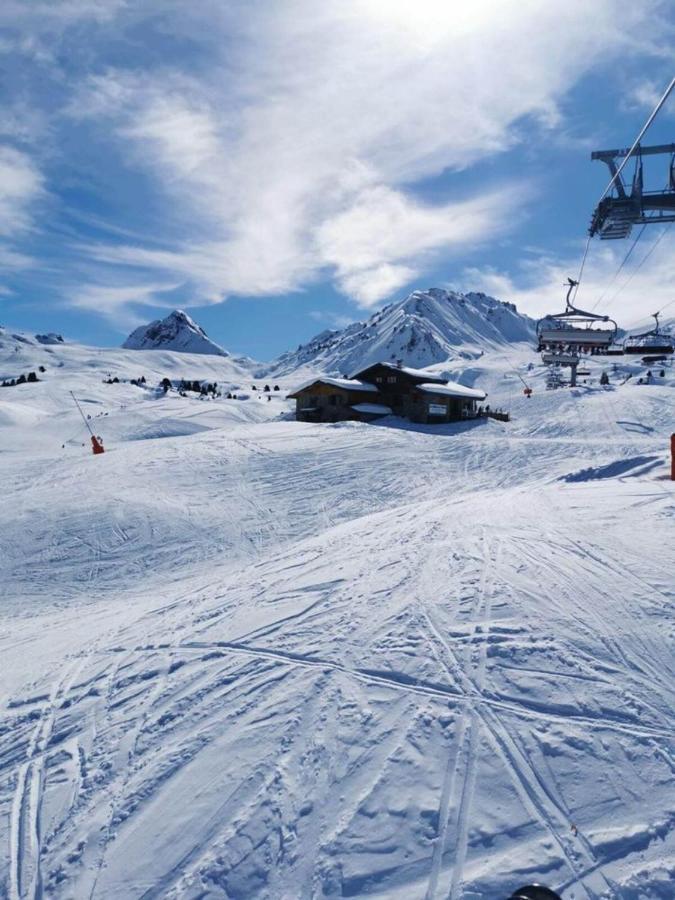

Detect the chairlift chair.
xmin=623 ymin=312 xmax=674 ymax=355
xmin=537 ymin=279 xmax=618 ymax=353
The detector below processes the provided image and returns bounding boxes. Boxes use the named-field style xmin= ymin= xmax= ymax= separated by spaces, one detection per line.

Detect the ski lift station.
xmin=288 ymin=362 xmax=487 ymax=425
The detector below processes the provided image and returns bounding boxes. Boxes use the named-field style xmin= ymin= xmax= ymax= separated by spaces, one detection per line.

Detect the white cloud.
xmin=56 ymin=0 xmax=668 ymax=321
xmin=2 ymin=0 xmax=671 ymax=325
xmin=0 ymin=1 xmax=126 ymax=30
xmin=0 ymin=145 xmax=43 ymax=282
xmin=623 ymin=77 xmax=674 ymax=115
xmin=309 ymin=310 xmax=356 ymax=329
xmin=317 ymin=184 xmax=524 ymax=306
xmin=69 ymin=280 xmax=183 ymax=328
xmin=0 ymin=145 xmax=44 ymax=235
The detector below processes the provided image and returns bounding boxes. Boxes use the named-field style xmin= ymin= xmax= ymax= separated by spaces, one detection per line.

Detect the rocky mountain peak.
xmin=267 ymin=287 xmax=535 ymax=376
xmin=122 ymin=310 xmax=229 ymax=357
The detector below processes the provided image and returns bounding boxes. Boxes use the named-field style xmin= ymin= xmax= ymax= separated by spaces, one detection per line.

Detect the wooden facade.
xmin=287 ymin=379 xmax=389 ymax=423
xmin=289 ymin=363 xmax=488 ymax=426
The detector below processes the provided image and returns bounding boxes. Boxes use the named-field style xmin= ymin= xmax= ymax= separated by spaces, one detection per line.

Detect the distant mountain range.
xmin=266 ymin=288 xmax=536 ymax=376
xmin=119 ymin=289 xmax=536 ymax=376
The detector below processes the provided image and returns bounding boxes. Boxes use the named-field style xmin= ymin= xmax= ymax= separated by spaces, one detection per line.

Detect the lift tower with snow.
xmin=589 ymin=143 xmax=675 ymax=240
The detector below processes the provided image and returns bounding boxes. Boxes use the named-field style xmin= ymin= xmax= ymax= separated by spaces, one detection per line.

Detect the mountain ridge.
xmin=123 ymin=309 xmax=229 ymax=357
xmin=266 ymin=288 xmax=536 ymax=377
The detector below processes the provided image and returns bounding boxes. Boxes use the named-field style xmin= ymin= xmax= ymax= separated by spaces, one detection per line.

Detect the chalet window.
xmin=329 ymin=394 xmax=342 ymax=406
xmin=387 ymin=376 xmax=397 ymax=383
xmin=375 ymin=376 xmax=383 ymax=383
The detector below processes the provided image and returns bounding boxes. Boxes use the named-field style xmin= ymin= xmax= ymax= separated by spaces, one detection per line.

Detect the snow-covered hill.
xmin=1 ymin=320 xmax=674 ymax=899
xmin=123 ymin=309 xmax=230 ymax=356
xmin=268 ymin=288 xmax=536 ymax=377
xmin=0 ymin=325 xmax=277 ymax=452
xmin=0 ymin=324 xmax=257 ymax=385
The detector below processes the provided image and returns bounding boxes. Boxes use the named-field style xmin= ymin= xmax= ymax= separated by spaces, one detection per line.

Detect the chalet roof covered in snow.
xmin=349 ymin=361 xmax=445 ymax=383
xmin=287 ymin=376 xmax=379 ymax=397
xmin=418 ymin=381 xmax=487 ymax=401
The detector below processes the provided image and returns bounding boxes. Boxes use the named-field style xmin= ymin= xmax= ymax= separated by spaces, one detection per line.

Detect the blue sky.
xmin=1 ymin=1 xmax=674 ymax=360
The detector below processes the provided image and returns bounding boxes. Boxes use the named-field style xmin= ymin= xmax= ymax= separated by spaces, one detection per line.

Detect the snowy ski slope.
xmin=0 ymin=338 xmax=673 ymax=899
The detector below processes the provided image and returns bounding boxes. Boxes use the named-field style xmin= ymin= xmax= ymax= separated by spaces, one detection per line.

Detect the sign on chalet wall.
xmin=428 ymin=403 xmax=447 ymax=415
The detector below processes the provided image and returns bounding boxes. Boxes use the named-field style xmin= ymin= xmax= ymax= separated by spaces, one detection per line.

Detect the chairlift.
xmin=537 ymin=279 xmax=618 ymax=353
xmin=623 ymin=312 xmax=673 ymax=355
xmin=546 ymin=368 xmax=565 ymax=390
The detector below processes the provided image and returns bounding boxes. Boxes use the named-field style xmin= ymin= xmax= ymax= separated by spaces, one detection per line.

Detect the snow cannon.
xmin=70 ymin=391 xmax=106 ymax=456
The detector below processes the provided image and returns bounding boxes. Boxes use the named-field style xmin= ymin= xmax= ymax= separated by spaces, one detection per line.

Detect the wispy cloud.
xmin=623 ymin=77 xmax=674 ymax=116
xmin=55 ymin=0 xmax=668 ymax=320
xmin=316 ymin=184 xmax=525 ymax=306
xmin=1 ymin=0 xmax=673 ymax=325
xmin=309 ymin=310 xmax=358 ymax=330
xmin=0 ymin=145 xmax=44 ymax=280
xmin=0 ymin=145 xmax=44 ymax=235
xmin=69 ymin=280 xmax=183 ymax=328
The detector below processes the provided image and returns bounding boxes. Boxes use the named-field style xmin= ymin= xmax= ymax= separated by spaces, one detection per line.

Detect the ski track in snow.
xmin=0 ymin=341 xmax=673 ymax=898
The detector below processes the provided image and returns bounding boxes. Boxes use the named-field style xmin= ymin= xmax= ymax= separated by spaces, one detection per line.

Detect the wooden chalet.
xmin=288 ymin=362 xmax=487 ymax=425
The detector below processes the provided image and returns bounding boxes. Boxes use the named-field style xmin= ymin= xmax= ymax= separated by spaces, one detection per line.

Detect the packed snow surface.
xmin=122 ymin=310 xmax=231 ymax=357
xmin=350 ymin=403 xmax=393 ymax=415
xmin=0 ymin=328 xmax=674 ymax=899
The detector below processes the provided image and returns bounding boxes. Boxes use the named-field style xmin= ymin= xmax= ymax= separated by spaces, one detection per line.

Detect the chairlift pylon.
xmin=623 ymin=311 xmax=674 ymax=355
xmin=536 ymin=278 xmax=618 ymax=354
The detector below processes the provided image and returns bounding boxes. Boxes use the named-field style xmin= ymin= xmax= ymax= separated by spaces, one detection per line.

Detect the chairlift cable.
xmin=591 ymin=164 xmax=673 ymax=314
xmin=597 ymin=223 xmax=670 ymax=312
xmin=589 ymin=224 xmax=647 ymax=312
xmin=629 ymin=297 xmax=675 ymax=329
xmin=596 ymin=76 xmax=675 ymax=206
xmin=573 ymin=76 xmax=675 ymax=303
xmin=571 ymin=234 xmax=592 ymax=304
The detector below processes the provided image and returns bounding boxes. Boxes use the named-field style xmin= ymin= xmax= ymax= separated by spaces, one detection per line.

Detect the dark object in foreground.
xmin=508 ymin=886 xmax=562 ymax=900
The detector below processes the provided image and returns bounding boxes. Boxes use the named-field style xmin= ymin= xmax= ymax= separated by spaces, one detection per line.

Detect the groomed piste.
xmin=0 ymin=329 xmax=673 ymax=899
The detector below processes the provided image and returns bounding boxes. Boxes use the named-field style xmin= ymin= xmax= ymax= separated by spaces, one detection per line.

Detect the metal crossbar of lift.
xmin=589 ymin=143 xmax=675 ymax=239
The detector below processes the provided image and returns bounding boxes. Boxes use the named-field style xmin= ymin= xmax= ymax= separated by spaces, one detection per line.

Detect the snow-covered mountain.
xmin=123 ymin=309 xmax=229 ymax=356
xmin=268 ymin=288 xmax=536 ymax=377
